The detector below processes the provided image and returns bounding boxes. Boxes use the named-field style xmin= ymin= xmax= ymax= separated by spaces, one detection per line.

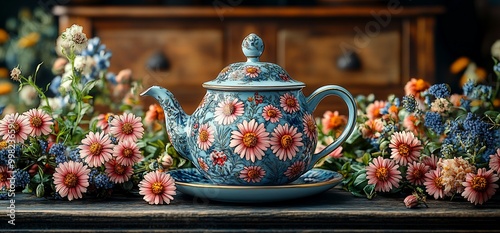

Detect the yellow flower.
xmin=17 ymin=32 xmax=40 ymax=48
xmin=0 ymin=29 xmax=9 ymax=44
xmin=0 ymin=141 xmax=8 ymax=150
xmin=0 ymin=67 xmax=8 ymax=79
xmin=0 ymin=82 xmax=13 ymax=95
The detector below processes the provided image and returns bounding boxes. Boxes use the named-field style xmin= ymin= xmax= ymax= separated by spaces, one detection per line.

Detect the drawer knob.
xmin=146 ymin=51 xmax=170 ymax=71
xmin=337 ymin=50 xmax=361 ymax=71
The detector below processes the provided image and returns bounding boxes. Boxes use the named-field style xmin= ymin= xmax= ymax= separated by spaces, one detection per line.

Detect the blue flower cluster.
xmin=428 ymin=84 xmax=451 ymax=98
xmin=442 ymin=113 xmax=498 ymax=161
xmin=0 ymin=145 xmax=21 ymax=166
xmin=68 ymin=148 xmax=82 ymax=162
xmin=12 ymin=169 xmax=30 ymax=188
xmin=49 ymin=143 xmax=67 ymax=164
xmin=424 ymin=112 xmax=445 ymax=135
xmin=89 ymin=169 xmax=114 ymax=189
xmin=402 ymin=95 xmax=418 ymax=113
xmin=463 ymin=80 xmax=493 ymax=101
xmin=80 ymin=37 xmax=112 ymax=83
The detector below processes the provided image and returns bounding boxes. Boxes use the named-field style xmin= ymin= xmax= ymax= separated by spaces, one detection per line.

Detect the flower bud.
xmin=404 ymin=195 xmax=418 ymax=208
xmin=36 ymin=183 xmax=45 ymax=197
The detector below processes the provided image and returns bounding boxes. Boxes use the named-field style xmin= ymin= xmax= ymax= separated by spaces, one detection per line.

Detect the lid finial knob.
xmin=242 ymin=33 xmax=264 ymax=62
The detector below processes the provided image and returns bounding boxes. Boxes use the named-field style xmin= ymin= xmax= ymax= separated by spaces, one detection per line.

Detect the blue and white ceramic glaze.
xmin=141 ymin=33 xmax=357 ymax=186
xmin=169 ymin=168 xmax=343 ymax=203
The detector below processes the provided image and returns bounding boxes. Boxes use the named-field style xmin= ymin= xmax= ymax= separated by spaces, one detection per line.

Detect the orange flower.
xmin=321 ymin=111 xmax=347 ymax=134
xmin=17 ymin=32 xmax=40 ymax=48
xmin=404 ymin=78 xmax=430 ymax=100
xmin=0 ymin=29 xmax=8 ymax=44
xmin=0 ymin=82 xmax=13 ymax=95
xmin=450 ymin=56 xmax=470 ymax=74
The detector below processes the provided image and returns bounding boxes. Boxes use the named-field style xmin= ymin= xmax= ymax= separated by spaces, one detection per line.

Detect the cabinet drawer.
xmin=98 ymin=28 xmax=223 ymax=113
xmin=278 ymin=25 xmax=401 ymax=87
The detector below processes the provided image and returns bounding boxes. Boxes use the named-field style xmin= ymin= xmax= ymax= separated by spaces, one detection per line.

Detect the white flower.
xmin=491 ymin=40 xmax=500 ymax=60
xmin=430 ymin=98 xmax=452 ymax=113
xmin=74 ymin=55 xmax=94 ymax=75
xmin=60 ymin=24 xmax=88 ymax=54
xmin=19 ymin=86 xmax=38 ymax=107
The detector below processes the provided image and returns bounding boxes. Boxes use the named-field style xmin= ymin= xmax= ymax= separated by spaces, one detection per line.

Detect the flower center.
xmin=329 ymin=116 xmax=343 ymax=129
xmin=434 ymin=177 xmax=444 ymax=189
xmin=246 ymin=67 xmax=257 ymax=74
xmin=122 ymin=122 xmax=134 ymax=135
xmin=10 ymin=122 xmax=20 ymax=134
xmin=242 ymin=132 xmax=258 ymax=148
xmin=471 ymin=176 xmax=487 ymax=192
xmin=286 ymin=98 xmax=296 ymax=108
xmin=412 ymin=169 xmax=423 ymax=179
xmin=222 ymin=104 xmax=235 ymax=116
xmin=123 ymin=148 xmax=134 ymax=158
xmin=281 ymin=135 xmax=293 ymax=149
xmin=114 ymin=164 xmax=125 ymax=175
xmin=72 ymin=33 xmax=86 ymax=44
xmin=307 ymin=120 xmax=316 ymax=132
xmin=199 ymin=130 xmax=209 ymax=142
xmin=89 ymin=142 xmax=103 ymax=156
xmin=398 ymin=144 xmax=410 ymax=157
xmin=0 ymin=172 xmax=8 ymax=182
xmin=266 ymin=109 xmax=277 ymax=118
xmin=375 ymin=167 xmax=389 ymax=181
xmin=290 ymin=165 xmax=303 ymax=177
xmin=151 ymin=181 xmax=163 ymax=194
xmin=64 ymin=173 xmax=78 ymax=188
xmin=247 ymin=169 xmax=260 ymax=179
xmin=30 ymin=116 xmax=43 ymax=128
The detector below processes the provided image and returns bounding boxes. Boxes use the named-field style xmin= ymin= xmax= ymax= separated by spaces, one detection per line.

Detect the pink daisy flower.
xmin=197 ymin=124 xmax=215 ymax=151
xmin=210 ymin=151 xmax=227 ymax=166
xmin=105 ymin=159 xmax=134 ymax=184
xmin=489 ymin=149 xmax=500 ymax=174
xmin=214 ymin=99 xmax=244 ymax=125
xmin=321 ymin=111 xmax=347 ymax=134
xmin=424 ymin=168 xmax=445 ymax=199
xmin=284 ymin=161 xmax=305 ymax=179
xmin=280 ymin=93 xmax=300 ymax=113
xmin=422 ymin=154 xmax=439 ymax=170
xmin=262 ymin=105 xmax=282 ymax=123
xmin=403 ymin=113 xmax=420 ymax=135
xmin=389 ymin=131 xmax=423 ymax=166
xmin=240 ymin=166 xmax=266 ymax=183
xmin=461 ymin=168 xmax=499 ymax=205
xmin=0 ymin=113 xmax=31 ymax=143
xmin=366 ymin=100 xmax=386 ymax=120
xmin=139 ymin=171 xmax=176 ymax=205
xmin=0 ymin=165 xmax=11 ymax=189
xmin=229 ymin=119 xmax=270 ymax=162
xmin=96 ymin=113 xmax=113 ymax=134
xmin=302 ymin=113 xmax=317 ymax=140
xmin=53 ymin=161 xmax=90 ymax=201
xmin=113 ymin=140 xmax=142 ymax=166
xmin=406 ymin=161 xmax=430 ymax=186
xmin=366 ymin=156 xmax=402 ymax=192
xmin=244 ymin=66 xmax=261 ymax=78
xmin=109 ymin=112 xmax=144 ymax=143
xmin=78 ymin=131 xmax=114 ymax=167
xmin=24 ymin=109 xmax=53 ymax=137
xmin=270 ymin=124 xmax=304 ymax=161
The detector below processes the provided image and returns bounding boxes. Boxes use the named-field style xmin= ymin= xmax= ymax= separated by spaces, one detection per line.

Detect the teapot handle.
xmin=306 ymin=85 xmax=357 ymax=169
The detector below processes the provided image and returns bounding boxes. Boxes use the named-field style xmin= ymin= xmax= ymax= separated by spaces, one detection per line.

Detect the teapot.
xmin=141 ymin=33 xmax=357 ymax=185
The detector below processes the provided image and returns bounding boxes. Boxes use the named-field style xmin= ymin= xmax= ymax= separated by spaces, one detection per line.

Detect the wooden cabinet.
xmin=54 ymin=5 xmax=444 ymax=115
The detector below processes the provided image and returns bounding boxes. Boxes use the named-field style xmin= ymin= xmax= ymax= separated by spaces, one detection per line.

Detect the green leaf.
xmin=361 ymin=152 xmax=371 ymax=165
xmin=363 ymin=184 xmax=376 ymax=199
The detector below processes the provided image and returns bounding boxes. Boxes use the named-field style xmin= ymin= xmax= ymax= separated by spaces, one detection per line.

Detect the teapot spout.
xmin=140 ymin=86 xmax=191 ymax=161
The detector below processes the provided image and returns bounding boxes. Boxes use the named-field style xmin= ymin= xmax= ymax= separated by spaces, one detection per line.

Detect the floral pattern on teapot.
xmin=180 ymin=88 xmax=318 ymax=185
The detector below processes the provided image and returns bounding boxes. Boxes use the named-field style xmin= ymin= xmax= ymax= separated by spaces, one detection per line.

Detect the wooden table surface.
xmin=2 ymin=187 xmax=500 ymax=232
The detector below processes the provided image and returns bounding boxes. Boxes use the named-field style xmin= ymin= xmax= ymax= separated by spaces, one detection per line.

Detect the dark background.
xmin=1 ymin=0 xmax=500 ymax=90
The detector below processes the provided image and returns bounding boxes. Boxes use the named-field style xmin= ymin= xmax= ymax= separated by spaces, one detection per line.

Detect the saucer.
xmin=168 ymin=168 xmax=343 ymax=203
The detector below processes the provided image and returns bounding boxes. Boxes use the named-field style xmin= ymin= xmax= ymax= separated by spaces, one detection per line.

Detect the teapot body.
xmin=185 ymin=88 xmax=318 ymax=185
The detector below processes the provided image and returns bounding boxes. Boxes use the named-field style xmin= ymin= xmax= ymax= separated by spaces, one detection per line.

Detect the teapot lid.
xmin=203 ymin=33 xmax=305 ymax=91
